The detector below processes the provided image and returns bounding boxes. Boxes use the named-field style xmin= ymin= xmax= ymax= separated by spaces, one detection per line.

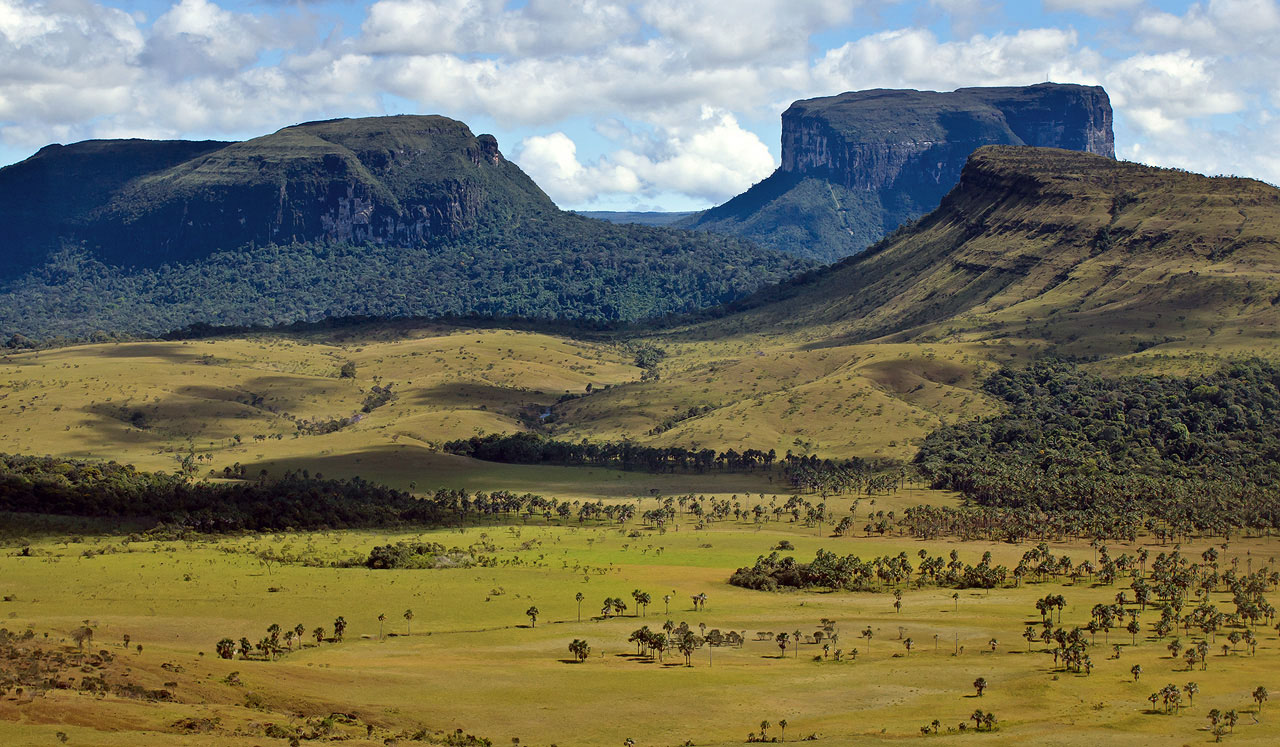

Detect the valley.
xmin=4 ymin=91 xmax=1280 ymax=747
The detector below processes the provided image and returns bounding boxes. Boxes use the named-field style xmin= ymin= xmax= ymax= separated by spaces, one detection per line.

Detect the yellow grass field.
xmin=3 ymin=515 xmax=1279 ymax=746
xmin=4 ymin=323 xmax=1280 ymax=745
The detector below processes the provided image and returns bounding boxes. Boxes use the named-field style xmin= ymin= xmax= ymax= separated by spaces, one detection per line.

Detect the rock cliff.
xmin=687 ymin=83 xmax=1115 ymax=262
xmin=68 ymin=116 xmax=551 ymax=267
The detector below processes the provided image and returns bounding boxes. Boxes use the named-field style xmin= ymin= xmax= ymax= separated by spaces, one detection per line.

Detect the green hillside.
xmin=688 ymin=146 xmax=1280 ymax=358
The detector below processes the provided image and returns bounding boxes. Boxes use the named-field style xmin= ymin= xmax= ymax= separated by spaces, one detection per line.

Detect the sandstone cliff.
xmin=74 ymin=116 xmax=551 ymax=267
xmin=688 ymin=83 xmax=1115 ymax=262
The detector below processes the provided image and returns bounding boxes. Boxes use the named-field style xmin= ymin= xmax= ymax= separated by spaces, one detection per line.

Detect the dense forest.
xmin=0 ymin=454 xmax=447 ymax=531
xmin=442 ymin=432 xmax=780 ymax=472
xmin=0 ymin=211 xmax=812 ymax=341
xmin=916 ymin=359 xmax=1280 ymax=530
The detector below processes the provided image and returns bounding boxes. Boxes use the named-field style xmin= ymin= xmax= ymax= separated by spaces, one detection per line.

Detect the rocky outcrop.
xmin=0 ymin=115 xmax=546 ymax=269
xmin=780 ymin=84 xmax=1113 ymax=188
xmin=689 ymin=83 xmax=1115 ymax=262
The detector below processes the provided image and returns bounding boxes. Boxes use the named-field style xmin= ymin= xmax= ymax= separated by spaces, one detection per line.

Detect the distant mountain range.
xmin=0 ymin=116 xmax=811 ymax=341
xmin=576 ymin=211 xmax=695 ymax=227
xmin=683 ymin=83 xmax=1115 ymax=262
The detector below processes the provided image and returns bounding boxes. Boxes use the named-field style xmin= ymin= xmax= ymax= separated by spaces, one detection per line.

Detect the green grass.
xmin=3 ymin=517 xmax=1279 ymax=745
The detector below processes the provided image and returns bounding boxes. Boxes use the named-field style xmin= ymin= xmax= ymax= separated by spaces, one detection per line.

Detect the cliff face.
xmin=79 ymin=116 xmax=551 ymax=267
xmin=689 ymin=83 xmax=1115 ymax=263
xmin=0 ymin=115 xmax=554 ymax=270
xmin=698 ymin=145 xmax=1280 ymax=359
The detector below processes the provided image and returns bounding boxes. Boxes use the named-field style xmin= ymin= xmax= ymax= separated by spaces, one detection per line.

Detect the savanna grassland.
xmin=2 ymin=323 xmax=1280 ymax=746
xmin=4 ymin=504 xmax=1280 ymax=746
xmin=6 ymin=148 xmax=1280 ymax=746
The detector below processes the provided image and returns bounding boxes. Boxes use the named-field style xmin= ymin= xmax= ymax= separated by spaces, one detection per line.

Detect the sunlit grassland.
xmin=3 ymin=512 xmax=1279 ymax=746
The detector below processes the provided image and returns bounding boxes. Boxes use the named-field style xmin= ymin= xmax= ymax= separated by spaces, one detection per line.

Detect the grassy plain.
xmin=3 ymin=511 xmax=1279 ymax=746
xmin=2 ymin=316 xmax=1280 ymax=746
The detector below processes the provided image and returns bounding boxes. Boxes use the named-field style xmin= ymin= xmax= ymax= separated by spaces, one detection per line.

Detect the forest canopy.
xmin=915 ymin=359 xmax=1280 ymax=529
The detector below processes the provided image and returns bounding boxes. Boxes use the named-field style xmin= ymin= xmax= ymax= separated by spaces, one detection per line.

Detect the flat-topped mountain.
xmin=692 ymin=145 xmax=1280 ymax=357
xmin=686 ymin=83 xmax=1115 ymax=262
xmin=0 ymin=116 xmax=812 ymax=340
xmin=2 ymin=115 xmax=550 ymax=269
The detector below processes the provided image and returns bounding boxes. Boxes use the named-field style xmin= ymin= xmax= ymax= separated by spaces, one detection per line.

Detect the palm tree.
xmin=575 ymin=592 xmax=584 ymax=622
xmin=779 ymin=719 xmax=787 ymax=742
xmin=404 ymin=608 xmax=414 ymax=636
xmin=378 ymin=612 xmax=386 ymax=640
xmin=313 ymin=627 xmax=325 ymax=645
xmin=973 ymin=677 xmax=988 ymax=697
xmin=1131 ymin=664 xmax=1143 ymax=682
xmin=1185 ymin=682 xmax=1199 ymax=707
xmin=526 ymin=606 xmax=539 ymax=628
xmin=663 ymin=594 xmax=672 ymax=615
xmin=759 ymin=721 xmax=770 ymax=740
xmin=216 ymin=638 xmax=236 ymax=659
xmin=776 ymin=632 xmax=789 ymax=658
xmin=333 ymin=616 xmax=347 ymax=641
xmin=903 ymin=638 xmax=913 ymax=656
xmin=568 ymin=638 xmax=590 ymax=662
xmin=1254 ymin=685 xmax=1269 ymax=712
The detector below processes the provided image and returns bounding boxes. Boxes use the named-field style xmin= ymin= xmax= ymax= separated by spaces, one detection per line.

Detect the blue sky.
xmin=1 ymin=0 xmax=1276 ymax=211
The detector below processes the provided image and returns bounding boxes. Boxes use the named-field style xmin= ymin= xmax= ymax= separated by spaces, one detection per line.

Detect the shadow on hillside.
xmin=89 ymin=343 xmax=207 ymax=362
xmin=408 ymin=381 xmax=545 ymax=409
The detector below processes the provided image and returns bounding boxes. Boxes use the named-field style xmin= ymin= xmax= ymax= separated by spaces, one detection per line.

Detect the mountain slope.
xmin=0 ymin=116 xmax=814 ymax=340
xmin=686 ymin=83 xmax=1114 ymax=262
xmin=687 ymin=146 xmax=1280 ymax=357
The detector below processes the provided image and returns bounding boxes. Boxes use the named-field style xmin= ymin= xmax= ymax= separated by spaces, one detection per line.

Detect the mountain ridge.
xmin=682 ymin=145 xmax=1280 ymax=357
xmin=0 ymin=115 xmax=814 ymax=340
xmin=686 ymin=83 xmax=1115 ymax=262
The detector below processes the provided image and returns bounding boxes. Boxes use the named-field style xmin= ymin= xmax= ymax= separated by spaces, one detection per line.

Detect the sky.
xmin=0 ymin=1 xmax=1276 ymax=212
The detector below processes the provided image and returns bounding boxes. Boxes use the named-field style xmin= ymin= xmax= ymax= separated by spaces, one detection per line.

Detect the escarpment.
xmin=687 ymin=83 xmax=1115 ymax=262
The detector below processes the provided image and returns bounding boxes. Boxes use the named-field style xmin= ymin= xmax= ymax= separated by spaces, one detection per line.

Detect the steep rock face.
xmin=77 ymin=116 xmax=549 ymax=267
xmin=689 ymin=83 xmax=1114 ymax=262
xmin=0 ymin=139 xmax=230 ymax=271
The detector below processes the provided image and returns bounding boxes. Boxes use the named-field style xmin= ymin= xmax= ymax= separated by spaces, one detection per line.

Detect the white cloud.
xmin=516 ymin=108 xmax=776 ymax=207
xmin=636 ymin=0 xmax=859 ymax=64
xmin=146 ymin=0 xmax=279 ymax=75
xmin=517 ymin=131 xmax=643 ymax=204
xmin=1135 ymin=0 xmax=1280 ymax=50
xmin=813 ymin=27 xmax=1096 ymax=93
xmin=1104 ymin=51 xmax=1244 ymax=135
xmin=1042 ymin=0 xmax=1143 ymax=16
xmin=360 ymin=0 xmax=636 ymax=57
xmin=2 ymin=0 xmax=1280 ymax=202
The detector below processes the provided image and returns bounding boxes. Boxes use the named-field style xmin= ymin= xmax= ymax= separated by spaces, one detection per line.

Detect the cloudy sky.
xmin=1 ymin=0 xmax=1276 ymax=211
